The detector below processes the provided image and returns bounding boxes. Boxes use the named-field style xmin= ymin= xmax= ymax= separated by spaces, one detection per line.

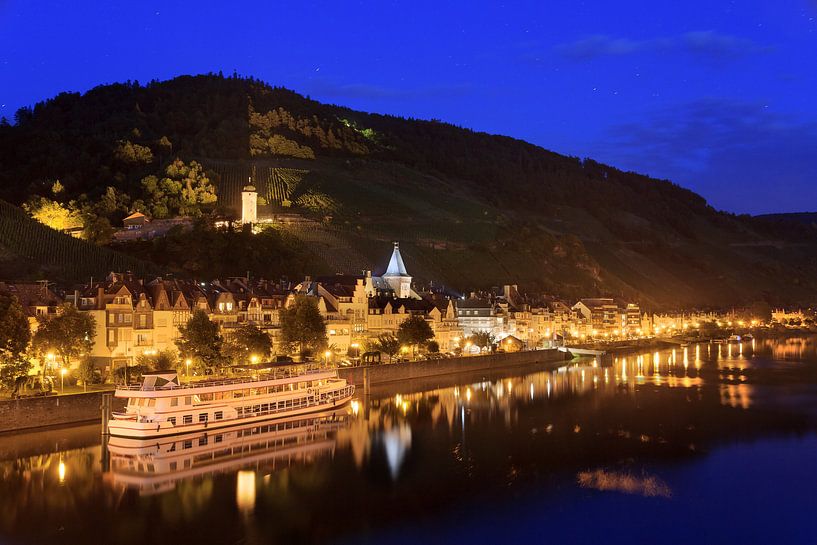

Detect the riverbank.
xmin=565 ymin=338 xmax=678 ymax=357
xmin=0 ymin=391 xmax=125 ymax=434
xmin=338 ymin=348 xmax=569 ymax=387
xmin=0 ymin=350 xmax=569 ymax=434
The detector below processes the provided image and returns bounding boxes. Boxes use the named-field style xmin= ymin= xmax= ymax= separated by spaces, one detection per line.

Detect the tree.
xmin=747 ymin=301 xmax=772 ymax=324
xmin=136 ymin=349 xmax=178 ymax=372
xmin=141 ymin=159 xmax=217 ymax=218
xmin=280 ymin=296 xmax=326 ymax=355
xmin=397 ymin=315 xmax=434 ymax=354
xmin=175 ymin=309 xmax=223 ymax=370
xmin=0 ymin=294 xmax=30 ymax=356
xmin=373 ymin=333 xmax=400 ymax=363
xmin=224 ymin=324 xmax=272 ymax=364
xmin=0 ymin=294 xmax=32 ymax=390
xmin=23 ymin=197 xmax=82 ymax=231
xmin=470 ymin=330 xmax=495 ymax=352
xmin=32 ymin=304 xmax=95 ymax=372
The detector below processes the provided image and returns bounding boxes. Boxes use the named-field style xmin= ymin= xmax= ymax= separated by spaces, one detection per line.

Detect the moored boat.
xmin=108 ymin=363 xmax=354 ymax=439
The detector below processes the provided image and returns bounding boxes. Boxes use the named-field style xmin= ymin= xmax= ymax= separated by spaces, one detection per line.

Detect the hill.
xmin=1 ymin=73 xmax=816 ymax=309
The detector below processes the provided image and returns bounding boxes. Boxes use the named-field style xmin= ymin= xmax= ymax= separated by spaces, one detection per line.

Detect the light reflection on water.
xmin=1 ymin=336 xmax=816 ymax=544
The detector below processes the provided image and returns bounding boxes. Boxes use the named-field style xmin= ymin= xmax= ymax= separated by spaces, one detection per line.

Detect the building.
xmin=122 ymin=212 xmax=148 ymax=230
xmin=71 ymin=273 xmax=181 ymax=376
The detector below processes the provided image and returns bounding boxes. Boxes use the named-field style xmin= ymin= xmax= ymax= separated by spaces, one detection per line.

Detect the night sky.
xmin=2 ymin=1 xmax=816 ymax=215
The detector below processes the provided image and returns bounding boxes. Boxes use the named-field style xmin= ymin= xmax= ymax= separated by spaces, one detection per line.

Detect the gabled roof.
xmin=384 ymin=242 xmax=410 ymax=277
xmin=123 ymin=212 xmax=147 ymax=221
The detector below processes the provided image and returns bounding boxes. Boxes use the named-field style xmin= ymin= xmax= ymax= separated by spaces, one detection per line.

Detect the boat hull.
xmin=107 ymin=392 xmax=354 ymax=439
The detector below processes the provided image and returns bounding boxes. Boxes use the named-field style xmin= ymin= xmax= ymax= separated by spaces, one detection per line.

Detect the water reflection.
xmin=106 ymin=411 xmax=348 ymax=497
xmin=0 ymin=336 xmax=815 ymax=545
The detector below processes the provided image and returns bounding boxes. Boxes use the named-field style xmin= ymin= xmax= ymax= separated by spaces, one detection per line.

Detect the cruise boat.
xmin=106 ymin=411 xmax=348 ymax=495
xmin=108 ymin=363 xmax=354 ymax=439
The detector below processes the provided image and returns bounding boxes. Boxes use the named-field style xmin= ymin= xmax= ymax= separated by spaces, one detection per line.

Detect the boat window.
xmin=184 ymin=460 xmax=191 ymax=468
xmin=198 ymin=436 xmax=208 ymax=446
xmin=183 ymin=440 xmax=192 ymax=449
xmin=200 ymin=393 xmax=213 ymax=402
xmin=185 ymin=396 xmax=192 ymax=405
xmin=198 ymin=413 xmax=208 ymax=423
xmin=168 ymin=417 xmax=176 ymax=426
xmin=183 ymin=415 xmax=192 ymax=425
xmin=233 ymin=390 xmax=243 ymax=399
xmin=170 ymin=397 xmax=178 ymax=407
xmin=214 ymin=434 xmax=223 ymax=443
xmin=214 ymin=392 xmax=224 ymax=401
xmin=214 ymin=411 xmax=223 ymax=420
xmin=147 ymin=399 xmax=156 ymax=407
xmin=244 ymin=389 xmax=251 ymax=398
xmin=170 ymin=462 xmax=177 ymax=471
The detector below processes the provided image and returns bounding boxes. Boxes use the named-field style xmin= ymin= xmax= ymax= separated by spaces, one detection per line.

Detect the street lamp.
xmin=185 ymin=358 xmax=192 ymax=379
xmin=324 ymin=350 xmax=332 ymax=366
xmin=60 ymin=368 xmax=67 ymax=393
xmin=250 ymin=354 xmax=259 ymax=365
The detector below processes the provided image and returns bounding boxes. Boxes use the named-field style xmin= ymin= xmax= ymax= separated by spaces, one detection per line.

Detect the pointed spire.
xmin=384 ymin=242 xmax=409 ymax=277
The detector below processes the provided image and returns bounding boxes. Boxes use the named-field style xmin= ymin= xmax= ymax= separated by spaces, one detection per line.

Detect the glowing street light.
xmin=250 ymin=354 xmax=259 ymax=365
xmin=324 ymin=350 xmax=332 ymax=365
xmin=185 ymin=358 xmax=192 ymax=378
xmin=60 ymin=368 xmax=67 ymax=393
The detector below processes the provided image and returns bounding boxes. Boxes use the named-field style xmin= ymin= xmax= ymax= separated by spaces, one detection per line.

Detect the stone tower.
xmin=383 ymin=242 xmax=412 ymax=299
xmin=241 ymin=177 xmax=257 ymax=225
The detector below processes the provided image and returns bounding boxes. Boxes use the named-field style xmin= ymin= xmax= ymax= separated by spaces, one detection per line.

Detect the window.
xmin=170 ymin=397 xmax=178 ymax=407
xmin=198 ymin=436 xmax=208 ymax=446
xmin=169 ymin=462 xmax=177 ymax=470
xmin=168 ymin=417 xmax=176 ymax=426
xmin=214 ymin=411 xmax=223 ymax=421
xmin=183 ymin=415 xmax=193 ymax=425
xmin=147 ymin=399 xmax=156 ymax=407
xmin=185 ymin=396 xmax=192 ymax=405
xmin=198 ymin=413 xmax=208 ymax=423
xmin=200 ymin=393 xmax=213 ymax=401
xmin=183 ymin=440 xmax=192 ymax=449
xmin=214 ymin=434 xmax=223 ymax=443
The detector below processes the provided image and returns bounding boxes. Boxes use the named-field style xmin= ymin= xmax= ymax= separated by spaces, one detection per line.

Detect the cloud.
xmin=588 ymin=99 xmax=817 ymax=213
xmin=554 ymin=31 xmax=768 ymax=62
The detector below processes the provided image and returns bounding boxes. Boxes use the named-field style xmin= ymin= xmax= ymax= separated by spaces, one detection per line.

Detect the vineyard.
xmin=0 ymin=200 xmax=161 ymax=281
xmin=205 ymin=160 xmax=308 ymax=211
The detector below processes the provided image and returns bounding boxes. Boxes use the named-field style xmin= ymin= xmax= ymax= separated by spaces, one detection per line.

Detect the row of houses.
xmin=2 ymin=243 xmax=654 ymax=376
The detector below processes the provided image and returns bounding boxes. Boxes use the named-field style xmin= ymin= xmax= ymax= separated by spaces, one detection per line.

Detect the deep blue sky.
xmin=2 ymin=1 xmax=816 ymax=214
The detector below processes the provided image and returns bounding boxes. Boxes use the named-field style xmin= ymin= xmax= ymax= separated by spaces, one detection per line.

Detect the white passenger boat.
xmin=108 ymin=364 xmax=354 ymax=439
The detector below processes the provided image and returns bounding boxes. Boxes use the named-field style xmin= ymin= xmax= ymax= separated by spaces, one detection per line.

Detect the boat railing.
xmin=119 ymin=366 xmax=335 ymax=391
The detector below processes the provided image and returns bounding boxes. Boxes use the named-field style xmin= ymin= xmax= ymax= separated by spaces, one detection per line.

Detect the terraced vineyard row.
xmin=0 ymin=200 xmax=161 ymax=281
xmin=205 ymin=160 xmax=308 ymax=211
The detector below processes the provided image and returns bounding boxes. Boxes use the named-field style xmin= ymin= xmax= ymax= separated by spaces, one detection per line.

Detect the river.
xmin=2 ymin=336 xmax=817 ymax=544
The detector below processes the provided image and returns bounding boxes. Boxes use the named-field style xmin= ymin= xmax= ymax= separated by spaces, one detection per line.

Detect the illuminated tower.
xmin=383 ymin=242 xmax=412 ymax=298
xmin=241 ymin=177 xmax=257 ymax=225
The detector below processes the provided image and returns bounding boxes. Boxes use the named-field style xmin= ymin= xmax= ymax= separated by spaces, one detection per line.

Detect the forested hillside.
xmin=1 ymin=73 xmax=816 ymax=309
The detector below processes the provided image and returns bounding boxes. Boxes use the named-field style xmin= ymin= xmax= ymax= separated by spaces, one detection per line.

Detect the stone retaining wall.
xmin=0 ymin=392 xmax=125 ymax=434
xmin=338 ymin=349 xmax=569 ymax=387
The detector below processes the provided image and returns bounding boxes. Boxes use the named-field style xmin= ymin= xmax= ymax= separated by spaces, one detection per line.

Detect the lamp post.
xmin=324 ymin=350 xmax=332 ymax=366
xmin=60 ymin=368 xmax=67 ymax=393
xmin=185 ymin=358 xmax=192 ymax=379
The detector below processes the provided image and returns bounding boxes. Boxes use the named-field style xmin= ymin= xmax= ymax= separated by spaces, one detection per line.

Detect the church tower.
xmin=383 ymin=242 xmax=412 ymax=298
xmin=241 ymin=176 xmax=257 ymax=225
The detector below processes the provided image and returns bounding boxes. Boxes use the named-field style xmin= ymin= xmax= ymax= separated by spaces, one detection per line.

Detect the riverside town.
xmin=0 ymin=241 xmax=803 ymax=395
xmin=3 ymin=2 xmax=817 ymax=544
